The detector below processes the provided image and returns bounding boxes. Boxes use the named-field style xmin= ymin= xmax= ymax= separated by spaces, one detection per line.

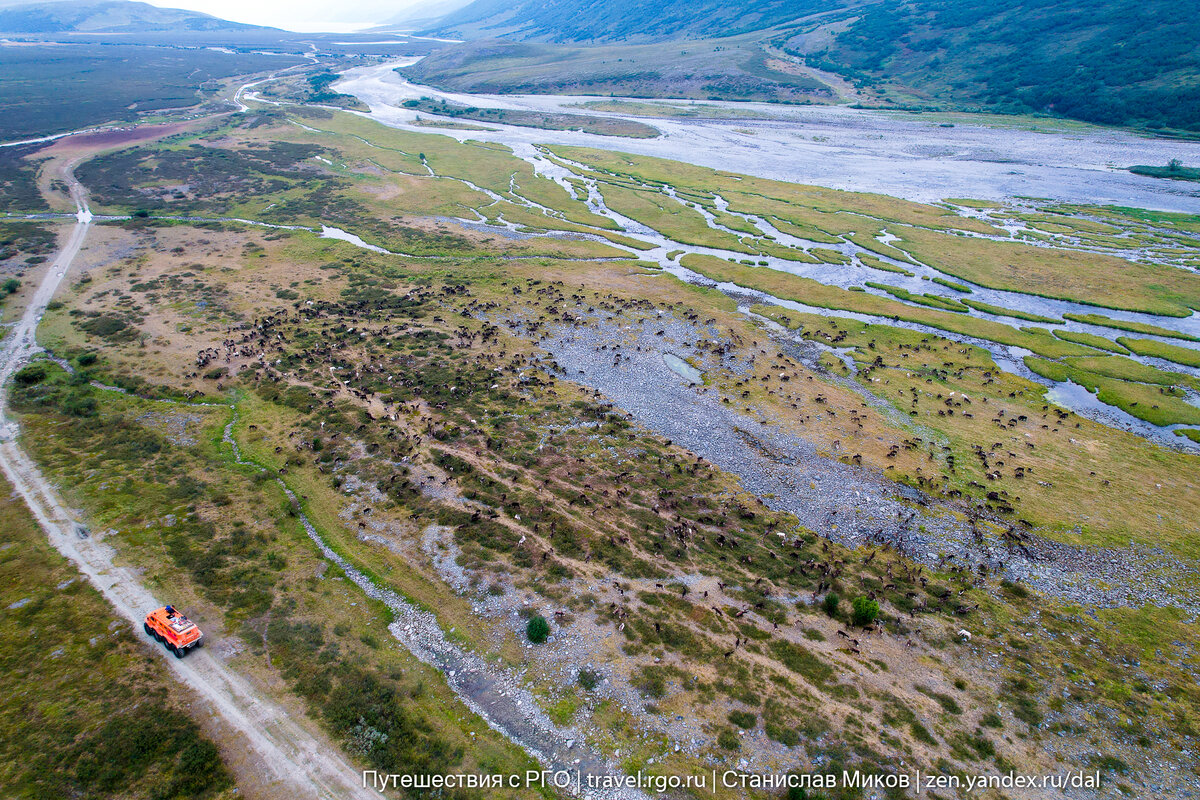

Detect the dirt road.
xmin=0 ymin=159 xmax=380 ymax=800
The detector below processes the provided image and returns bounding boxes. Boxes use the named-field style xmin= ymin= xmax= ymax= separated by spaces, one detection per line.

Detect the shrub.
xmin=632 ymin=666 xmax=667 ymax=699
xmin=526 ymin=615 xmax=550 ymax=644
xmin=717 ymin=728 xmax=741 ymax=750
xmin=851 ymin=596 xmax=879 ymax=627
xmin=577 ymin=669 xmax=599 ymax=690
xmin=79 ymin=314 xmax=130 ymax=340
xmin=728 ymin=710 xmax=757 ymax=729
xmin=766 ymin=722 xmax=799 ymax=747
xmin=1000 ymin=579 xmax=1028 ymax=599
xmin=61 ymin=390 xmax=97 ymax=417
xmin=13 ymin=364 xmax=46 ymax=386
xmin=822 ymin=592 xmax=840 ymax=617
xmin=910 ymin=720 xmax=936 ymax=744
xmin=2 ymin=277 xmax=18 ymax=294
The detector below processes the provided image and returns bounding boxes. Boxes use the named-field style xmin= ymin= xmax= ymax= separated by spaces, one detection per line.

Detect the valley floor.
xmin=1 ymin=73 xmax=1198 ymax=800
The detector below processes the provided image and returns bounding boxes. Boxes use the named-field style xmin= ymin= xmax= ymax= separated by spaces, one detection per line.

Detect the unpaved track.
xmin=0 ymin=160 xmax=380 ymax=800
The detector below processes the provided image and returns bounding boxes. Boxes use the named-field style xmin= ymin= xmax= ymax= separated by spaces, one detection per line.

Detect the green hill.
xmin=418 ymin=0 xmax=1200 ymax=133
xmin=799 ymin=0 xmax=1200 ymax=134
xmin=426 ymin=0 xmax=832 ymax=42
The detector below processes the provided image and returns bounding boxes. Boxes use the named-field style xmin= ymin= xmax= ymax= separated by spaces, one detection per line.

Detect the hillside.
xmin=797 ymin=0 xmax=1200 ymax=133
xmin=401 ymin=35 xmax=834 ymax=102
xmin=0 ymin=0 xmax=269 ymax=32
xmin=425 ymin=0 xmax=837 ymax=42
xmin=418 ymin=0 xmax=1200 ymax=132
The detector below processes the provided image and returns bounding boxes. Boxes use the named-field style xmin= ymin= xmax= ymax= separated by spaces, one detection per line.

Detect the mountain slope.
xmin=0 ymin=0 xmax=270 ymax=32
xmin=799 ymin=0 xmax=1200 ymax=133
xmin=419 ymin=0 xmax=1200 ymax=133
xmin=425 ymin=0 xmax=837 ymax=42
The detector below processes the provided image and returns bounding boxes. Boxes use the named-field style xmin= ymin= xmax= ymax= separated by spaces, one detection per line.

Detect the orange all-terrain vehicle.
xmin=144 ymin=605 xmax=203 ymax=658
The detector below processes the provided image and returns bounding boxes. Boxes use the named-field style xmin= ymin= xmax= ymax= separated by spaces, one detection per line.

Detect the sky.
xmin=141 ymin=0 xmax=440 ymax=31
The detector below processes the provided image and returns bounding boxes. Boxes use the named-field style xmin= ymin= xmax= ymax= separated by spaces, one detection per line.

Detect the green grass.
xmin=894 ymin=224 xmax=1200 ymax=317
xmin=864 ymin=281 xmax=970 ymax=312
xmin=1025 ymin=357 xmax=1200 ymax=427
xmin=1130 ymin=164 xmax=1200 ymax=182
xmin=932 ymin=276 xmax=972 ymax=293
xmin=598 ymin=182 xmax=759 ymax=255
xmin=1062 ymin=313 xmax=1200 ymax=342
xmin=1053 ymin=330 xmax=1129 ymax=353
xmin=858 ymin=252 xmax=914 ymax=276
xmin=1067 ymin=355 xmax=1195 ymax=387
xmin=11 ymin=365 xmax=545 ymax=792
xmin=680 ymin=253 xmax=1094 ymax=359
xmin=0 ymin=473 xmax=234 ymax=800
xmin=1116 ymin=337 xmax=1200 ymax=368
xmin=960 ymin=299 xmax=1059 ymax=324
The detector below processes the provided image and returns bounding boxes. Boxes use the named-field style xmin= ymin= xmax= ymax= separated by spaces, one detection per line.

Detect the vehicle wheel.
xmin=154 ymin=630 xmax=164 ymax=643
xmin=166 ymin=641 xmax=176 ymax=654
xmin=143 ymin=622 xmax=153 ymax=637
xmin=173 ymin=646 xmax=185 ymax=659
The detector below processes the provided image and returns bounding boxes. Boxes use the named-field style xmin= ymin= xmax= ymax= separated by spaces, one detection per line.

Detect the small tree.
xmin=1169 ymin=158 xmax=1183 ymax=173
xmin=526 ymin=615 xmax=550 ymax=644
xmin=822 ymin=592 xmax=840 ymax=617
xmin=1 ymin=278 xmax=18 ymax=295
xmin=851 ymin=596 xmax=879 ymax=627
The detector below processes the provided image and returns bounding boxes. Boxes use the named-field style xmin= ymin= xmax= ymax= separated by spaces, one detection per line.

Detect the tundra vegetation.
xmin=4 ymin=102 xmax=1199 ymax=799
xmin=0 ymin=475 xmax=234 ymax=799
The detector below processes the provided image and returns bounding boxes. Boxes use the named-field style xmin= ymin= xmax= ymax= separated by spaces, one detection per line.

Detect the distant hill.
xmin=424 ymin=0 xmax=834 ymax=42
xmin=417 ymin=0 xmax=1200 ymax=133
xmin=798 ymin=0 xmax=1200 ymax=134
xmin=0 ymin=0 xmax=271 ymax=33
xmin=376 ymin=0 xmax=474 ymax=32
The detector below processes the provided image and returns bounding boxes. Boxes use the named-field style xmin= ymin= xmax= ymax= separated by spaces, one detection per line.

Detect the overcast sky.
xmin=143 ymin=0 xmax=438 ymax=31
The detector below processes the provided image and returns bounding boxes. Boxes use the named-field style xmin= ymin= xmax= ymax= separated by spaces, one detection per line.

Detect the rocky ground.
xmin=529 ymin=309 xmax=1199 ymax=617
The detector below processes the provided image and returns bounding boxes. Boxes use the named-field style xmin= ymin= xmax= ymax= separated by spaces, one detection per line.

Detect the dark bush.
xmin=13 ymin=363 xmax=46 ymax=385
xmin=728 ymin=710 xmax=757 ymax=729
xmin=577 ymin=669 xmax=599 ymax=690
xmin=526 ymin=615 xmax=550 ymax=643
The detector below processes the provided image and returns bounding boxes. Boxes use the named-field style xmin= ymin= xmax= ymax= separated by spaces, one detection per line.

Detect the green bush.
xmin=13 ymin=363 xmax=46 ymax=386
xmin=526 ymin=615 xmax=550 ymax=644
xmin=822 ymin=592 xmax=840 ymax=617
xmin=577 ymin=669 xmax=599 ymax=690
xmin=850 ymin=596 xmax=879 ymax=627
xmin=2 ymin=277 xmax=18 ymax=294
xmin=61 ymin=390 xmax=97 ymax=417
xmin=910 ymin=720 xmax=936 ymax=744
xmin=728 ymin=710 xmax=757 ymax=729
xmin=717 ymin=728 xmax=741 ymax=750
